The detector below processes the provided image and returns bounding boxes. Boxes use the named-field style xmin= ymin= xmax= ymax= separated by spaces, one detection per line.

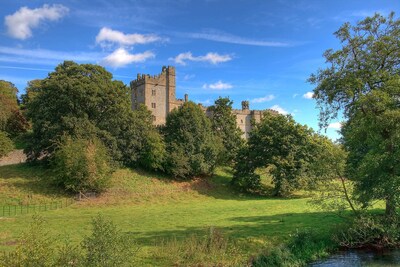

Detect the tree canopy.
xmin=309 ymin=12 xmax=400 ymax=217
xmin=164 ymin=101 xmax=221 ymax=179
xmin=25 ymin=61 xmax=160 ymax=169
xmin=232 ymin=112 xmax=321 ymax=196
xmin=207 ymin=97 xmax=243 ymax=164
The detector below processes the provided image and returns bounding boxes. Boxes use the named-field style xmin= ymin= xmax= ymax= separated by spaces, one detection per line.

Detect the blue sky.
xmin=1 ymin=0 xmax=399 ymax=140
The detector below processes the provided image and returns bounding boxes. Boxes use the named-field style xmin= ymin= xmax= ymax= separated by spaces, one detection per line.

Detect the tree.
xmin=25 ymin=61 xmax=160 ymax=168
xmin=0 ymin=80 xmax=18 ymax=132
xmin=164 ymin=101 xmax=221 ymax=179
xmin=207 ymin=97 xmax=244 ymax=164
xmin=53 ymin=137 xmax=113 ymax=193
xmin=232 ymin=112 xmax=317 ymax=196
xmin=309 ymin=13 xmax=400 ymax=217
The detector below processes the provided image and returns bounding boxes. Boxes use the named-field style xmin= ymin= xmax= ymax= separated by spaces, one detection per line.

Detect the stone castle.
xmin=130 ymin=66 xmax=270 ymax=138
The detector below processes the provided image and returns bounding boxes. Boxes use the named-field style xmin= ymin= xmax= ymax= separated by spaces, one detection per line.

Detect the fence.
xmin=0 ymin=198 xmax=74 ymax=217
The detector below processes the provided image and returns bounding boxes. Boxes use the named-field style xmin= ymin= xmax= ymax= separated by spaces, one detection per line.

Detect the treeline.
xmin=1 ymin=60 xmax=343 ymax=198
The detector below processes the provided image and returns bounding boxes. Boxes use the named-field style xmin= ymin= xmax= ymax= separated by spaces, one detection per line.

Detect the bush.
xmin=53 ymin=137 xmax=113 ymax=193
xmin=82 ymin=214 xmax=138 ymax=266
xmin=0 ymin=214 xmax=138 ymax=267
xmin=0 ymin=215 xmax=53 ymax=267
xmin=153 ymin=227 xmax=242 ymax=266
xmin=252 ymin=229 xmax=333 ymax=267
xmin=335 ymin=215 xmax=400 ymax=249
xmin=0 ymin=131 xmax=14 ymax=157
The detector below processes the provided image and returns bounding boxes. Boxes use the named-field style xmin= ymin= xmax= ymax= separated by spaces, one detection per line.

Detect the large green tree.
xmin=232 ymin=112 xmax=318 ymax=196
xmin=309 ymin=13 xmax=400 ymax=217
xmin=207 ymin=97 xmax=243 ymax=164
xmin=164 ymin=101 xmax=221 ymax=179
xmin=25 ymin=61 xmax=161 ymax=168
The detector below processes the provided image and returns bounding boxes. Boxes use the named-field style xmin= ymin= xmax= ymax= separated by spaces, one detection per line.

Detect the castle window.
xmin=151 ymin=103 xmax=156 ymax=108
xmin=152 ymin=89 xmax=156 ymax=96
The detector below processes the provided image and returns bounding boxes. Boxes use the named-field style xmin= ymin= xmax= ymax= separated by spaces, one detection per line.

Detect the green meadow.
xmin=0 ymin=163 xmax=343 ymax=265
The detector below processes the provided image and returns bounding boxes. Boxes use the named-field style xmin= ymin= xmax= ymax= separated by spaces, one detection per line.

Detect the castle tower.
xmin=130 ymin=66 xmax=185 ymax=125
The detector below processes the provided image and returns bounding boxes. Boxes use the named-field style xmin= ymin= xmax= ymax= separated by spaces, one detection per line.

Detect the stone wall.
xmin=130 ymin=66 xmax=273 ymax=138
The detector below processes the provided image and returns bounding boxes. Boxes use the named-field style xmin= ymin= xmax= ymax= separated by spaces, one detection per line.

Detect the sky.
xmin=1 ymin=0 xmax=399 ymax=140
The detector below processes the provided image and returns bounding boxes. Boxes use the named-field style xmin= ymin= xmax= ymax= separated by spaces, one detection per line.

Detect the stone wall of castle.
xmin=130 ymin=66 xmax=270 ymax=138
xmin=130 ymin=66 xmax=184 ymax=125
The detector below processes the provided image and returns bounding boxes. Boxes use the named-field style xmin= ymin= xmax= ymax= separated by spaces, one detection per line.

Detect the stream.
xmin=310 ymin=249 xmax=400 ymax=266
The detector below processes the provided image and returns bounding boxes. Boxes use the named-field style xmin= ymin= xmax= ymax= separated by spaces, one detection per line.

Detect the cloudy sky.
xmin=1 ymin=0 xmax=399 ymax=140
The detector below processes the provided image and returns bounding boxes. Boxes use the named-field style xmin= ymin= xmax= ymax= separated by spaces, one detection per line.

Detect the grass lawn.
xmin=0 ymin=163 xmax=344 ymax=265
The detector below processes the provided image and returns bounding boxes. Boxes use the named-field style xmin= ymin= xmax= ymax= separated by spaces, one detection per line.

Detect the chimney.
xmin=184 ymin=94 xmax=188 ymax=102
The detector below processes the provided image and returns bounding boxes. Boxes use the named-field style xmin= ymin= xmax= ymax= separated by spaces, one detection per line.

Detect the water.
xmin=310 ymin=250 xmax=400 ymax=267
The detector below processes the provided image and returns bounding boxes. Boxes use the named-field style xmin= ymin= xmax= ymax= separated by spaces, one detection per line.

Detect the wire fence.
xmin=0 ymin=198 xmax=75 ymax=217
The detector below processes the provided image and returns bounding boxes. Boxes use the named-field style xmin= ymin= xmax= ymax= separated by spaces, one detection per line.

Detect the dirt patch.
xmin=0 ymin=150 xmax=27 ymax=166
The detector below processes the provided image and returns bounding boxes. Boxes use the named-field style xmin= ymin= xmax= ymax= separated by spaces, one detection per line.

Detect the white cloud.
xmin=5 ymin=4 xmax=69 ymax=40
xmin=303 ymin=92 xmax=314 ymax=99
xmin=293 ymin=93 xmax=299 ymax=98
xmin=171 ymin=52 xmax=232 ymax=65
xmin=188 ymin=31 xmax=291 ymax=47
xmin=100 ymin=48 xmax=154 ymax=68
xmin=203 ymin=80 xmax=232 ymax=90
xmin=270 ymin=105 xmax=289 ymax=115
xmin=95 ymin=27 xmax=163 ymax=47
xmin=328 ymin=122 xmax=342 ymax=129
xmin=251 ymin=94 xmax=275 ymax=103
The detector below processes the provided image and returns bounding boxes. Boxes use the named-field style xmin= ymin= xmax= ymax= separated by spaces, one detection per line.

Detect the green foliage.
xmin=207 ymin=97 xmax=244 ymax=164
xmin=233 ymin=112 xmax=319 ymax=196
xmin=0 ymin=214 xmax=138 ymax=267
xmin=309 ymin=12 xmax=400 ymax=217
xmin=5 ymin=109 xmax=30 ymax=137
xmin=0 ymin=80 xmax=19 ymax=133
xmin=252 ymin=230 xmax=333 ymax=267
xmin=25 ymin=61 xmax=157 ymax=168
xmin=82 ymin=214 xmax=137 ymax=267
xmin=164 ymin=101 xmax=221 ymax=179
xmin=0 ymin=131 xmax=14 ymax=157
xmin=53 ymin=137 xmax=113 ymax=193
xmin=128 ymin=104 xmax=165 ymax=170
xmin=153 ymin=227 xmax=242 ymax=266
xmin=20 ymin=79 xmax=43 ymax=108
xmin=335 ymin=215 xmax=400 ymax=248
xmin=0 ymin=215 xmax=53 ymax=267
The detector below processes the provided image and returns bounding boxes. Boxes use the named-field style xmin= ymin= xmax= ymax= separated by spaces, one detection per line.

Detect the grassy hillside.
xmin=0 ymin=163 xmax=344 ymax=265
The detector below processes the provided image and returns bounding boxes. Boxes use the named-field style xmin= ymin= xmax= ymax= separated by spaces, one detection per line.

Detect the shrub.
xmin=0 ymin=131 xmax=14 ymax=157
xmin=335 ymin=215 xmax=400 ymax=249
xmin=0 ymin=214 xmax=138 ymax=267
xmin=252 ymin=229 xmax=333 ymax=267
xmin=0 ymin=215 xmax=53 ymax=267
xmin=82 ymin=214 xmax=138 ymax=266
xmin=153 ymin=227 xmax=242 ymax=266
xmin=53 ymin=137 xmax=113 ymax=193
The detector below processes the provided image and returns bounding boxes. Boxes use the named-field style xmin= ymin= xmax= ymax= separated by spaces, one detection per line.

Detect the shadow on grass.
xmin=129 ymin=211 xmax=345 ymax=246
xmin=0 ymin=163 xmax=69 ymax=200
